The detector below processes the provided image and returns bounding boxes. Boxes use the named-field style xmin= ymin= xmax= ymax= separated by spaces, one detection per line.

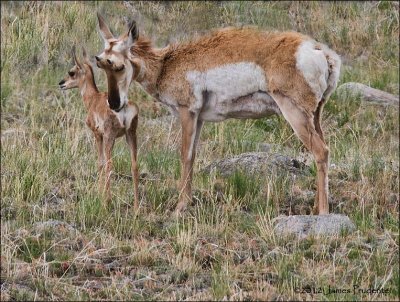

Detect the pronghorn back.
xmin=154 ymin=27 xmax=340 ymax=116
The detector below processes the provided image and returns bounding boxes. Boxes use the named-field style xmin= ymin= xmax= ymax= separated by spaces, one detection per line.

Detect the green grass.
xmin=1 ymin=1 xmax=399 ymax=301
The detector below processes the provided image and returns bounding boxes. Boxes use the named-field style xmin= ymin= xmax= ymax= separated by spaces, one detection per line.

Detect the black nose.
xmin=95 ymin=56 xmax=100 ymax=61
xmin=59 ymin=80 xmax=65 ymax=85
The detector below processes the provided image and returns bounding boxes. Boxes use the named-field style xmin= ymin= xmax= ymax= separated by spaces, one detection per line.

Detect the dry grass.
xmin=1 ymin=1 xmax=399 ymax=301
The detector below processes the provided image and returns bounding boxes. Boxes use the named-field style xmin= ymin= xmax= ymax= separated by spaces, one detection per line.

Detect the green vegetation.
xmin=1 ymin=1 xmax=398 ymax=301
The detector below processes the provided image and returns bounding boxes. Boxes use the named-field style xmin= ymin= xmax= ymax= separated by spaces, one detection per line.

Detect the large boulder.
xmin=273 ymin=214 xmax=356 ymax=238
xmin=202 ymin=152 xmax=309 ymax=178
xmin=337 ymin=82 xmax=399 ymax=106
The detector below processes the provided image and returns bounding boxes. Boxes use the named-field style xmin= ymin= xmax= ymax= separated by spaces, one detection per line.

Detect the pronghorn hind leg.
xmin=174 ymin=107 xmax=202 ymax=215
xmin=192 ymin=119 xmax=204 ymax=167
xmin=314 ymin=98 xmax=326 ymax=143
xmin=271 ymin=92 xmax=330 ymax=215
xmin=126 ymin=116 xmax=139 ymax=210
xmin=313 ymin=99 xmax=327 ymax=213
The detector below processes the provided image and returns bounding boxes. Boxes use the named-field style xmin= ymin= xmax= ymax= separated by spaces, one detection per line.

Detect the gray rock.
xmin=32 ymin=219 xmax=79 ymax=241
xmin=29 ymin=220 xmax=91 ymax=251
xmin=202 ymin=152 xmax=308 ymax=178
xmin=273 ymin=214 xmax=356 ymax=238
xmin=104 ymin=260 xmax=121 ymax=271
xmin=337 ymin=82 xmax=399 ymax=106
xmin=33 ymin=219 xmax=77 ymax=233
xmin=40 ymin=187 xmax=65 ymax=207
xmin=82 ymin=279 xmax=106 ymax=291
xmin=1 ymin=282 xmax=39 ymax=301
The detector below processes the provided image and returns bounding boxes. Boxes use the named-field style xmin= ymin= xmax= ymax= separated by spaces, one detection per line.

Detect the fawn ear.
xmin=82 ymin=46 xmax=90 ymax=64
xmin=72 ymin=45 xmax=82 ymax=69
xmin=97 ymin=12 xmax=115 ymax=46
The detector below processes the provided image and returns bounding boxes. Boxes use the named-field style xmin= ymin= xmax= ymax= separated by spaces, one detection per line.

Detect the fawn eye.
xmin=68 ymin=71 xmax=75 ymax=77
xmin=107 ymin=59 xmax=112 ymax=65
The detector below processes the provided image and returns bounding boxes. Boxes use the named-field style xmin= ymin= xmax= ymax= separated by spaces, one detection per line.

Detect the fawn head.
xmin=59 ymin=46 xmax=92 ymax=90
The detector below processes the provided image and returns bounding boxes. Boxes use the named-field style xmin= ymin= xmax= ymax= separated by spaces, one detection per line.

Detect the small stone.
xmin=83 ymin=279 xmax=105 ymax=291
xmin=33 ymin=219 xmax=78 ymax=235
xmin=31 ymin=220 xmax=85 ymax=250
xmin=273 ymin=214 xmax=356 ymax=238
xmin=105 ymin=260 xmax=120 ymax=271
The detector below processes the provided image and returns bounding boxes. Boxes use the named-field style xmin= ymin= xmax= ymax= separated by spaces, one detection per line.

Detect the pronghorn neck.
xmin=80 ymin=64 xmax=99 ymax=109
xmin=130 ymin=37 xmax=166 ymax=96
xmin=139 ymin=54 xmax=164 ymax=96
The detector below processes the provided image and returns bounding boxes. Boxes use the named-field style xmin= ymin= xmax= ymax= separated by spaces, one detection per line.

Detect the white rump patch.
xmin=296 ymin=41 xmax=329 ymax=100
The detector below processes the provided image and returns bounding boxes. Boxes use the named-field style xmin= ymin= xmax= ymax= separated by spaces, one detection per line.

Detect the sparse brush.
xmin=1 ymin=1 xmax=398 ymax=301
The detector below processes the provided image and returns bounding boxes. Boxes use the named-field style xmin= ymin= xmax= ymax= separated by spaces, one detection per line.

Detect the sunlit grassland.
xmin=1 ymin=1 xmax=399 ymax=301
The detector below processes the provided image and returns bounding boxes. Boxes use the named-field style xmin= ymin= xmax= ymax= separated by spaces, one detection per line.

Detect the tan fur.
xmin=96 ymin=15 xmax=341 ymax=215
xmin=59 ymin=50 xmax=140 ymax=209
xmin=129 ymin=29 xmax=317 ymax=112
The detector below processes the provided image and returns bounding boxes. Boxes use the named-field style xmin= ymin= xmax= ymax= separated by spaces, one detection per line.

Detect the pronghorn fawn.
xmin=58 ymin=46 xmax=139 ymax=209
xmin=95 ymin=13 xmax=341 ymax=216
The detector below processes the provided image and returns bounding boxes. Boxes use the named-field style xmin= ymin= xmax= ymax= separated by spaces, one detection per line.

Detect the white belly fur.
xmin=186 ymin=62 xmax=279 ymax=121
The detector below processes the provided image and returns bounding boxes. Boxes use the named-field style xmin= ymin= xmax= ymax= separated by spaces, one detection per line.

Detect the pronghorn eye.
xmin=68 ymin=71 xmax=75 ymax=77
xmin=107 ymin=59 xmax=112 ymax=65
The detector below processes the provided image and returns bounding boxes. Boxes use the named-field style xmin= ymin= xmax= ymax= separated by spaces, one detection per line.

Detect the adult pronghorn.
xmin=95 ymin=13 xmax=341 ymax=215
xmin=59 ymin=46 xmax=140 ymax=209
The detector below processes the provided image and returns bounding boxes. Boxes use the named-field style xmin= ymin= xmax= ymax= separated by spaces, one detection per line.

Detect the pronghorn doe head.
xmin=95 ymin=13 xmax=142 ymax=111
xmin=59 ymin=46 xmax=91 ymax=90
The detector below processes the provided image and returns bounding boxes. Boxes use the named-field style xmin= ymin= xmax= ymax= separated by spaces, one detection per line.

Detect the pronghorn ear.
xmin=72 ymin=45 xmax=83 ymax=69
xmin=97 ymin=12 xmax=115 ymax=44
xmin=125 ymin=19 xmax=139 ymax=47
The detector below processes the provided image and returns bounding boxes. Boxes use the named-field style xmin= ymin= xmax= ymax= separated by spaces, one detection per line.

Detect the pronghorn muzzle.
xmin=58 ymin=79 xmax=66 ymax=90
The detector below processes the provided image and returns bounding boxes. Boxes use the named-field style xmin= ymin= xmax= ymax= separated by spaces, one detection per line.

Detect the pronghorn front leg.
xmin=126 ymin=116 xmax=139 ymax=210
xmin=175 ymin=107 xmax=202 ymax=215
xmin=103 ymin=133 xmax=116 ymax=204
